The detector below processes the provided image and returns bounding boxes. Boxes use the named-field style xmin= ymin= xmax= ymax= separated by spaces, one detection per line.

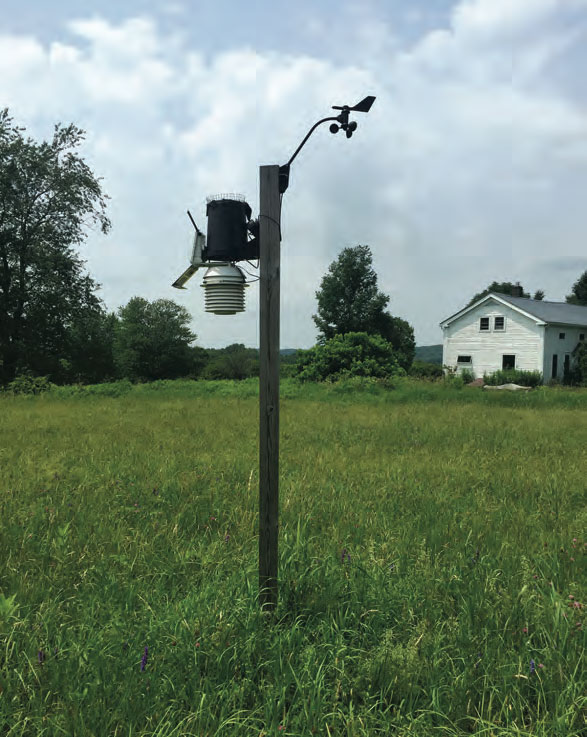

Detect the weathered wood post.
xmin=258 ymin=165 xmax=281 ymax=610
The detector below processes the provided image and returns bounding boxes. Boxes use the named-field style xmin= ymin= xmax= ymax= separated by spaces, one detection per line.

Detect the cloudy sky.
xmin=2 ymin=0 xmax=586 ymax=348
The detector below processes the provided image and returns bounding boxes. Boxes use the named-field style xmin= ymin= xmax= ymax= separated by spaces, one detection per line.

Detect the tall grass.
xmin=0 ymin=380 xmax=585 ymax=735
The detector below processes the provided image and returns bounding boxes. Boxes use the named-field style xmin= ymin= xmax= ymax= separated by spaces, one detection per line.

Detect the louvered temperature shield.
xmin=201 ymin=264 xmax=247 ymax=314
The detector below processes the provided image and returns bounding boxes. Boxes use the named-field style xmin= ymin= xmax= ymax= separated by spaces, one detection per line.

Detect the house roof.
xmin=497 ymin=294 xmax=587 ymax=326
xmin=440 ymin=292 xmax=587 ymax=328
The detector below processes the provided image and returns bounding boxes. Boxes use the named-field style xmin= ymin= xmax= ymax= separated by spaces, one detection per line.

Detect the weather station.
xmin=172 ymin=195 xmax=260 ymax=314
xmin=172 ymin=95 xmax=376 ymax=610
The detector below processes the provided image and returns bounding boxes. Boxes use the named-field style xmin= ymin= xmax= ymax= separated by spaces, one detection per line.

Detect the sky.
xmin=1 ymin=0 xmax=586 ymax=348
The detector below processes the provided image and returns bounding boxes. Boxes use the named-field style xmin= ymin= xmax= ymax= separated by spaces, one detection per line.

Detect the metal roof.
xmin=495 ymin=294 xmax=587 ymax=327
xmin=441 ymin=293 xmax=587 ymax=328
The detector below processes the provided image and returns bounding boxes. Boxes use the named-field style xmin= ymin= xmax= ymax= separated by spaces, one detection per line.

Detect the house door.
xmin=564 ymin=354 xmax=570 ymax=377
xmin=551 ymin=354 xmax=558 ymax=379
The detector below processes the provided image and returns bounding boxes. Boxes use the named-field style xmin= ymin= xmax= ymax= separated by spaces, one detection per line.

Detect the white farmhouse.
xmin=440 ymin=291 xmax=587 ymax=382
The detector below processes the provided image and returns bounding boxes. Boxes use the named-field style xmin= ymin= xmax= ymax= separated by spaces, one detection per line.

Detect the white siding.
xmin=442 ymin=299 xmax=543 ymax=379
xmin=543 ymin=326 xmax=587 ymax=380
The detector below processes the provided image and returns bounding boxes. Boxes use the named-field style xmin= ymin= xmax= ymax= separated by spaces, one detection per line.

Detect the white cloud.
xmin=0 ymin=0 xmax=586 ymax=348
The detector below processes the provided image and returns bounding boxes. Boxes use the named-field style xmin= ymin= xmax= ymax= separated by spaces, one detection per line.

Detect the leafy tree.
xmin=570 ymin=341 xmax=587 ymax=385
xmin=66 ymin=310 xmax=118 ymax=384
xmin=566 ymin=270 xmax=587 ymax=305
xmin=313 ymin=245 xmax=389 ymax=341
xmin=114 ymin=297 xmax=196 ymax=381
xmin=201 ymin=343 xmax=258 ymax=380
xmin=0 ymin=109 xmax=110 ymax=384
xmin=533 ymin=289 xmax=545 ymax=301
xmin=409 ymin=360 xmax=443 ymax=380
xmin=313 ymin=245 xmax=415 ymax=368
xmin=189 ymin=345 xmax=210 ymax=378
xmin=372 ymin=312 xmax=415 ymax=371
xmin=467 ymin=282 xmax=530 ymax=306
xmin=295 ymin=332 xmax=403 ymax=382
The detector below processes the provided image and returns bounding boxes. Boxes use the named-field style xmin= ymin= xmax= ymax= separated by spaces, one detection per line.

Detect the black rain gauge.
xmin=172 ymin=194 xmax=259 ymax=314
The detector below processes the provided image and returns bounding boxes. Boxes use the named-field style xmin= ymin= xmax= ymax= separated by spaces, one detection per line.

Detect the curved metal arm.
xmin=284 ymin=116 xmax=341 ymax=169
xmin=279 ymin=115 xmax=342 ymax=194
xmin=278 ymin=97 xmax=374 ymax=194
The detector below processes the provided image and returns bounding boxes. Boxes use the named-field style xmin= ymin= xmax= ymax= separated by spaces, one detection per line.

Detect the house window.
xmin=479 ymin=317 xmax=490 ymax=331
xmin=580 ymin=334 xmax=585 ymax=341
xmin=494 ymin=316 xmax=505 ymax=331
xmin=502 ymin=355 xmax=516 ymax=370
xmin=552 ymin=354 xmax=558 ymax=378
xmin=564 ymin=354 xmax=571 ymax=376
xmin=559 ymin=332 xmax=566 ymax=339
xmin=457 ymin=355 xmax=472 ymax=363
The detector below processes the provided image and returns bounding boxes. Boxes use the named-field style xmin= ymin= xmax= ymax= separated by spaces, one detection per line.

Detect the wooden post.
xmin=259 ymin=165 xmax=281 ymax=610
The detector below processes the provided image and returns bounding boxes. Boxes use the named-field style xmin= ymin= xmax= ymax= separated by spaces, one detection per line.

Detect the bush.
xmin=280 ymin=362 xmax=298 ymax=378
xmin=48 ymin=379 xmax=133 ymax=399
xmin=483 ymin=369 xmax=542 ymax=387
xmin=295 ymin=332 xmax=404 ymax=383
xmin=409 ymin=360 xmax=444 ymax=380
xmin=200 ymin=344 xmax=258 ymax=380
xmin=459 ymin=368 xmax=475 ymax=384
xmin=567 ymin=341 xmax=587 ymax=386
xmin=5 ymin=373 xmax=52 ymax=395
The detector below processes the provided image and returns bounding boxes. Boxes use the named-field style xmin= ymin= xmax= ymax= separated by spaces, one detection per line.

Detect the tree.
xmin=66 ymin=310 xmax=118 ymax=384
xmin=533 ymin=289 xmax=545 ymax=301
xmin=570 ymin=341 xmax=587 ymax=385
xmin=0 ymin=109 xmax=110 ymax=384
xmin=372 ymin=312 xmax=415 ymax=371
xmin=313 ymin=245 xmax=415 ymax=369
xmin=467 ymin=282 xmax=530 ymax=306
xmin=566 ymin=271 xmax=587 ymax=305
xmin=201 ymin=343 xmax=258 ymax=380
xmin=295 ymin=332 xmax=403 ymax=382
xmin=113 ymin=297 xmax=197 ymax=381
xmin=313 ymin=245 xmax=388 ymax=341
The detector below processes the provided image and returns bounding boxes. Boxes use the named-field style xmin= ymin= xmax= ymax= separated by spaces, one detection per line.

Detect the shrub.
xmin=83 ymin=380 xmax=133 ymax=397
xmin=460 ymin=368 xmax=475 ymax=384
xmin=483 ymin=369 xmax=542 ymax=387
xmin=295 ymin=332 xmax=404 ymax=383
xmin=200 ymin=344 xmax=258 ymax=380
xmin=442 ymin=373 xmax=465 ymax=389
xmin=567 ymin=341 xmax=587 ymax=386
xmin=5 ymin=373 xmax=52 ymax=395
xmin=280 ymin=362 xmax=298 ymax=378
xmin=47 ymin=380 xmax=134 ymax=399
xmin=409 ymin=360 xmax=443 ymax=380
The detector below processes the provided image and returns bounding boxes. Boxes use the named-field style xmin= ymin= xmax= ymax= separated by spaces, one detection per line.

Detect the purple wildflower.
xmin=141 ymin=646 xmax=149 ymax=672
xmin=341 ymin=548 xmax=351 ymax=564
xmin=529 ymin=658 xmax=535 ymax=674
xmin=38 ymin=650 xmax=46 ymax=664
xmin=224 ymin=533 xmax=230 ymax=542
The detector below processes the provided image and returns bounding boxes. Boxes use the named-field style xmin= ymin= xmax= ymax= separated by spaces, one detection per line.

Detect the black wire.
xmin=240 ymin=266 xmax=259 ymax=280
xmin=256 ymin=189 xmax=285 ymax=245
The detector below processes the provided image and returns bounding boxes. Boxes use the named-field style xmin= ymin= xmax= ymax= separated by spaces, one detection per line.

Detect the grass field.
xmin=0 ymin=379 xmax=585 ymax=736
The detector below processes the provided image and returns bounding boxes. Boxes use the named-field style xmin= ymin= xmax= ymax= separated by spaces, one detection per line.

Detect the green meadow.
xmin=0 ymin=379 xmax=585 ymax=736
